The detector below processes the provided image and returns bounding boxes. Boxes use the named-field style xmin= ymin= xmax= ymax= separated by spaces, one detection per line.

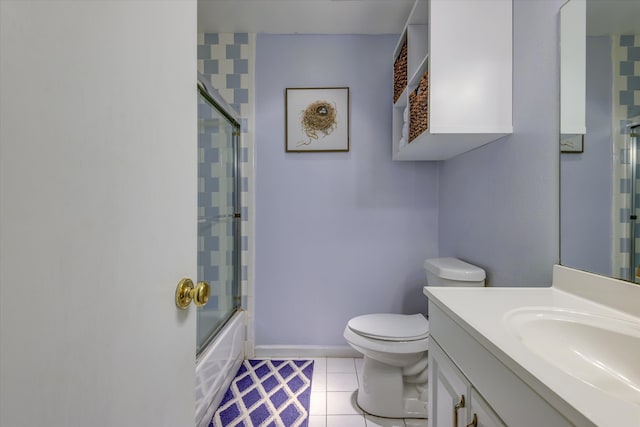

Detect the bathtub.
xmin=195 ymin=309 xmax=245 ymax=427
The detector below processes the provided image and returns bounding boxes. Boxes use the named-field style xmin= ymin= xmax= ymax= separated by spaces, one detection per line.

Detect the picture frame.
xmin=285 ymin=87 xmax=350 ymax=152
xmin=560 ymin=134 xmax=584 ymax=153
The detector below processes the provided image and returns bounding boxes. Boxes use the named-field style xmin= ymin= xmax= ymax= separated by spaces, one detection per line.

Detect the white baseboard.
xmin=253 ymin=345 xmax=361 ymax=359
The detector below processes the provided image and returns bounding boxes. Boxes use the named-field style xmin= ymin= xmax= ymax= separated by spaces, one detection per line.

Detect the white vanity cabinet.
xmin=467 ymin=391 xmax=506 ymax=427
xmin=429 ymin=338 xmax=505 ymax=427
xmin=427 ymin=304 xmax=576 ymax=427
xmin=393 ymin=0 xmax=512 ymax=161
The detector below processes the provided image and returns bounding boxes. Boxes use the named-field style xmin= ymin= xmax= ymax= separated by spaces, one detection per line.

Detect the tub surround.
xmin=197 ymin=32 xmax=256 ymax=356
xmin=195 ymin=311 xmax=246 ymax=427
xmin=424 ymin=265 xmax=640 ymax=427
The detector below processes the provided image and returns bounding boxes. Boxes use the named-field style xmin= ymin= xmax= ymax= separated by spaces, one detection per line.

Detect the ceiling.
xmin=198 ymin=1 xmax=640 ymax=42
xmin=197 ymin=0 xmax=415 ymax=34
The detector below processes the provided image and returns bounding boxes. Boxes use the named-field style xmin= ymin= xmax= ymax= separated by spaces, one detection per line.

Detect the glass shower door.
xmin=197 ymin=87 xmax=241 ymax=354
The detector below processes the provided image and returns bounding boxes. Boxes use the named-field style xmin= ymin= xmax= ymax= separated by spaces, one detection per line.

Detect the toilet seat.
xmin=348 ymin=313 xmax=429 ymax=342
xmin=344 ymin=325 xmax=429 ymax=355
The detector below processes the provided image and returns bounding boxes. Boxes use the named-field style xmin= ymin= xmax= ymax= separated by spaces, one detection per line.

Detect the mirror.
xmin=560 ymin=0 xmax=640 ymax=282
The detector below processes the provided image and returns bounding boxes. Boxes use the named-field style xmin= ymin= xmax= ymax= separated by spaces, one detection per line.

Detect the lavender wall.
xmin=560 ymin=36 xmax=613 ymax=277
xmin=255 ymin=35 xmax=439 ymax=346
xmin=438 ymin=0 xmax=563 ymax=286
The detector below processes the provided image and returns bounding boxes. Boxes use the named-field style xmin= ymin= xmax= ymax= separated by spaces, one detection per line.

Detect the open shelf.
xmin=392 ymin=0 xmax=513 ymax=161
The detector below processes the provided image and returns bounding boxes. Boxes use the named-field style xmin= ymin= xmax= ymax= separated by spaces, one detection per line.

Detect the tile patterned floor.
xmin=305 ymin=357 xmax=427 ymax=427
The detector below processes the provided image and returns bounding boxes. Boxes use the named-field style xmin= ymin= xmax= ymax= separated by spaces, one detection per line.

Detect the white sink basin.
xmin=504 ymin=307 xmax=640 ymax=404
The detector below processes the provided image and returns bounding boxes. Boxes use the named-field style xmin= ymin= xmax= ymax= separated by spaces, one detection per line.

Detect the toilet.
xmin=343 ymin=257 xmax=486 ymax=419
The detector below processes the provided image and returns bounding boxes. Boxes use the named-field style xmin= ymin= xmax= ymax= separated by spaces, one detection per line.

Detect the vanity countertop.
xmin=423 ymin=265 xmax=640 ymax=427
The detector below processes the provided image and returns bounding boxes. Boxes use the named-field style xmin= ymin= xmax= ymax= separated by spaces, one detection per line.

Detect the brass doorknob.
xmin=175 ymin=278 xmax=210 ymax=309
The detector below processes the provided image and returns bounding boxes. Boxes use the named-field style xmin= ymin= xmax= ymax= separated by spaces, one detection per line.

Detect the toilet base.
xmin=356 ymin=356 xmax=428 ymax=419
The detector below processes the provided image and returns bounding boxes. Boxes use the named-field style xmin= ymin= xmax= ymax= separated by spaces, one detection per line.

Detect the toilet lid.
xmin=348 ymin=313 xmax=429 ymax=341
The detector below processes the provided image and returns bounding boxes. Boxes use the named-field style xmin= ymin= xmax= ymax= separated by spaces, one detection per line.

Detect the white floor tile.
xmin=326 ymin=415 xmax=367 ymax=427
xmin=308 ymin=415 xmax=327 ymax=427
xmin=326 ymin=391 xmax=363 ymax=415
xmin=327 ymin=357 xmax=356 ymax=373
xmin=308 ymin=357 xmax=425 ymax=427
xmin=404 ymin=419 xmax=428 ymax=427
xmin=313 ymin=357 xmax=327 ymax=372
xmin=310 ymin=391 xmax=327 ymax=415
xmin=312 ymin=369 xmax=327 ymax=392
xmin=326 ymin=373 xmax=358 ymax=392
xmin=365 ymin=415 xmax=406 ymax=427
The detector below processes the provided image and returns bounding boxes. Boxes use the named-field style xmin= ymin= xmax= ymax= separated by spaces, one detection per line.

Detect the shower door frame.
xmin=197 ymin=84 xmax=242 ymax=356
xmin=628 ymin=118 xmax=640 ymax=282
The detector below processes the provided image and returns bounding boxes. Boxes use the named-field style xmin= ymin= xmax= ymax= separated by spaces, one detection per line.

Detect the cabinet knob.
xmin=453 ymin=394 xmax=465 ymax=427
xmin=466 ymin=414 xmax=478 ymax=427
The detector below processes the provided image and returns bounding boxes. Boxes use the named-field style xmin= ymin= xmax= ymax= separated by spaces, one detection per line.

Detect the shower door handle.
xmin=175 ymin=278 xmax=210 ymax=309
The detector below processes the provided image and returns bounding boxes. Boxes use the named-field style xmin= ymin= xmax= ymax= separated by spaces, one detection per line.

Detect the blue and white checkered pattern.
xmin=198 ymin=32 xmax=254 ymax=344
xmin=197 ymin=93 xmax=237 ymax=324
xmin=210 ymin=360 xmax=314 ymax=427
xmin=618 ymin=35 xmax=640 ymax=119
xmin=198 ymin=33 xmax=251 ymax=133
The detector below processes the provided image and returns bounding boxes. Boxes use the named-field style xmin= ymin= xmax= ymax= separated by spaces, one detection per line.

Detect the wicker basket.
xmin=393 ymin=39 xmax=408 ymax=104
xmin=409 ymin=71 xmax=429 ymax=143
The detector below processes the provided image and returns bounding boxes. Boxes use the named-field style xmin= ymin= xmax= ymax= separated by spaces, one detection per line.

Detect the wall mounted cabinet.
xmin=393 ymin=0 xmax=513 ymax=161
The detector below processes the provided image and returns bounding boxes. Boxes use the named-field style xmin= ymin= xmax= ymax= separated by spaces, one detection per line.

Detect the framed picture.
xmin=285 ymin=87 xmax=350 ymax=152
xmin=560 ymin=134 xmax=584 ymax=153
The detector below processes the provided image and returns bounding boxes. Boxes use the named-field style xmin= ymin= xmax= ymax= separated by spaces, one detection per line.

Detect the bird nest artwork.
xmin=300 ymin=100 xmax=337 ymax=144
xmin=285 ymin=88 xmax=349 ymax=152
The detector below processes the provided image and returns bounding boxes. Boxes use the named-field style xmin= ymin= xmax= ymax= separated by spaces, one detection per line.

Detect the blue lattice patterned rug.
xmin=210 ymin=359 xmax=314 ymax=427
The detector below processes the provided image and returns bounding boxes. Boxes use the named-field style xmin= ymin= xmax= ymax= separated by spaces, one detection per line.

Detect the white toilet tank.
xmin=424 ymin=257 xmax=485 ymax=287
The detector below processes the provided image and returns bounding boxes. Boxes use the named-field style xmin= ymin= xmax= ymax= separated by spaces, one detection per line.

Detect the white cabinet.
xmin=393 ymin=0 xmax=513 ymax=161
xmin=468 ymin=390 xmax=506 ymax=427
xmin=429 ymin=338 xmax=505 ymax=427
xmin=427 ymin=304 xmax=575 ymax=427
xmin=430 ymin=338 xmax=467 ymax=427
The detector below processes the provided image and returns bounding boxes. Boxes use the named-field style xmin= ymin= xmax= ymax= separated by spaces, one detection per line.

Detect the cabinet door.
xmin=467 ymin=389 xmax=507 ymax=427
xmin=429 ymin=340 xmax=471 ymax=427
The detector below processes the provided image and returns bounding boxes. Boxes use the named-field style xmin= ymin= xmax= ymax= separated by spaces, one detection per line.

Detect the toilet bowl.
xmin=343 ymin=257 xmax=485 ymax=419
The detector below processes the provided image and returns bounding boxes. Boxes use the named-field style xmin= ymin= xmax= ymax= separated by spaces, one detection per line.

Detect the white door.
xmin=0 ymin=1 xmax=198 ymax=426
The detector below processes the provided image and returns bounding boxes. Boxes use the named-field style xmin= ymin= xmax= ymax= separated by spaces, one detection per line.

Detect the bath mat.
xmin=210 ymin=359 xmax=314 ymax=427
